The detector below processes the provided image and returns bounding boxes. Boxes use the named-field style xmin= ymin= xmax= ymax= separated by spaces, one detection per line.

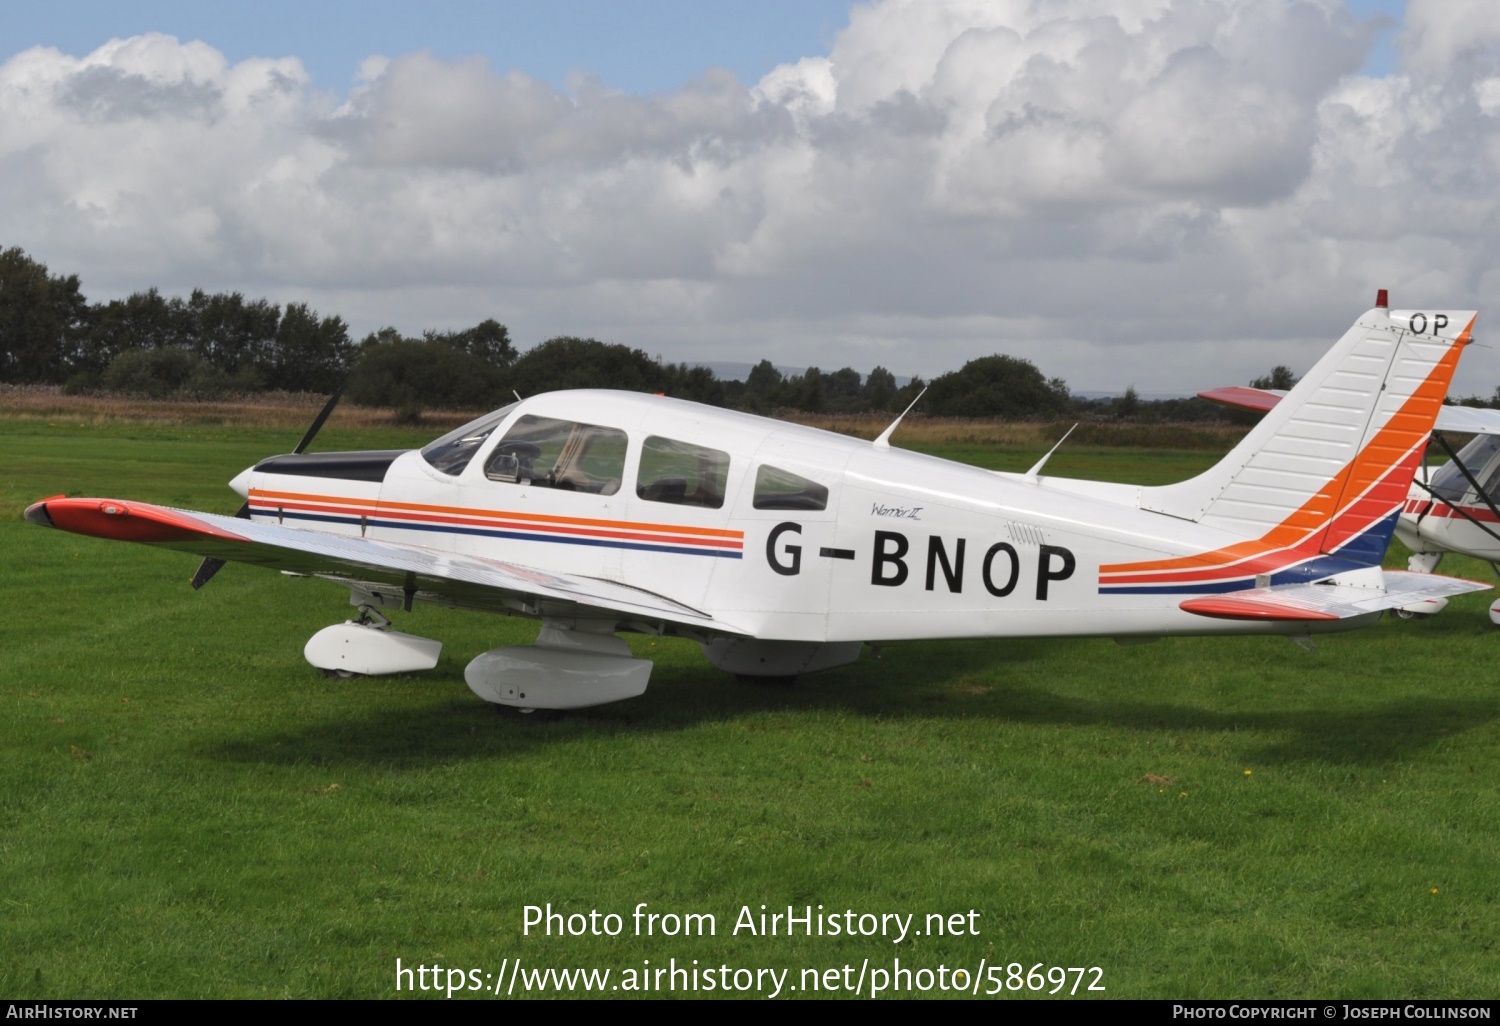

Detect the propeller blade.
xmin=293 ymin=387 xmax=343 ymax=454
xmin=190 ymin=557 xmax=226 ymax=590
xmin=190 ymin=500 xmax=250 ymax=589
xmin=193 ymin=388 xmax=340 ymax=591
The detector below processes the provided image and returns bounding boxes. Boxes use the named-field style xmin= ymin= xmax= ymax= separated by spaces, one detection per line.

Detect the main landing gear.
xmin=464 ymin=620 xmax=652 ymax=713
xmin=303 ymin=604 xmax=443 ymax=678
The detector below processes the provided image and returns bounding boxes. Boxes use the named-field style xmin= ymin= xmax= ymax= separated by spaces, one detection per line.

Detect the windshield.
xmin=1427 ymin=434 xmax=1500 ymax=504
xmin=419 ymin=403 xmax=518 ymax=477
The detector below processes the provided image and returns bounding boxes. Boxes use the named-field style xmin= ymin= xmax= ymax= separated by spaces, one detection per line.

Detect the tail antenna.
xmin=873 ymin=387 xmax=927 ymax=449
xmin=1024 ymin=423 xmax=1078 ymax=482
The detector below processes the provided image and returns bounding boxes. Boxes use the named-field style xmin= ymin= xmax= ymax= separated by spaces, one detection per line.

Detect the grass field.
xmin=1 ymin=407 xmax=1497 ymax=999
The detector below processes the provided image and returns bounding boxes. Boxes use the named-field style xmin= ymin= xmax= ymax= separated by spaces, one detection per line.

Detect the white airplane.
xmin=1201 ymin=296 xmax=1500 ymax=620
xmin=24 ymin=299 xmax=1491 ymax=711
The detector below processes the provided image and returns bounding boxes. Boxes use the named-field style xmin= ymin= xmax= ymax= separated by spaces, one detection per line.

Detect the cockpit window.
xmin=753 ymin=464 xmax=829 ymax=511
xmin=484 ymin=415 xmax=627 ymax=495
xmin=637 ymin=436 xmax=730 ymax=509
xmin=420 ymin=403 xmax=517 ymax=477
xmin=1428 ymin=434 xmax=1500 ymax=503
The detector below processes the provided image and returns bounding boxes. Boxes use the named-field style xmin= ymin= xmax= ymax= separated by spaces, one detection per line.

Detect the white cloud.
xmin=2 ymin=2 xmax=1500 ymax=394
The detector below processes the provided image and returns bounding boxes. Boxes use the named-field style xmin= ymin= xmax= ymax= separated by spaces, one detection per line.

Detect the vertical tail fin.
xmin=1125 ymin=304 xmax=1475 ymax=584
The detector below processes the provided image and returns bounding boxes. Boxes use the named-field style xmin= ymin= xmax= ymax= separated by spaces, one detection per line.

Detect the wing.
xmin=1196 ymin=385 xmax=1287 ymax=412
xmin=1201 ymin=386 xmax=1500 ymax=437
xmin=1430 ymin=405 xmax=1500 ymax=436
xmin=1179 ymin=570 xmax=1489 ymax=622
xmin=25 ymin=496 xmax=744 ymax=635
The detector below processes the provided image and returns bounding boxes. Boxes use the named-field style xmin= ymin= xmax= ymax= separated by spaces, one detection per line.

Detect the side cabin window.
xmin=420 ymin=403 xmax=517 ymax=477
xmin=637 ymin=436 xmax=730 ymax=509
xmin=752 ymin=464 xmax=829 ymax=511
xmin=484 ymin=414 xmax=627 ymax=495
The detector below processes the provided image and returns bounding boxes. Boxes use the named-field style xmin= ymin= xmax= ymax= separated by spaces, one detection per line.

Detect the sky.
xmin=4 ymin=0 xmax=1500 ymax=396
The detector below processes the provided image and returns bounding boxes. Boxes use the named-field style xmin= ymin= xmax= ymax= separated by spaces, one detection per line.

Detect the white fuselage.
xmin=241 ymin=391 xmax=1344 ymax=644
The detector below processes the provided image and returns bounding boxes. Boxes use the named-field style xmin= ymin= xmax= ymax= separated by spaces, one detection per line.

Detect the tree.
xmin=783 ymin=366 xmax=826 ymax=412
xmin=1114 ymin=385 xmax=1140 ymax=419
xmin=424 ymin=318 xmax=515 ymax=368
xmin=506 ymin=337 xmax=669 ymax=398
xmin=270 ymin=303 xmax=354 ymax=393
xmin=346 ymin=330 xmax=504 ymax=412
xmin=896 ymin=375 xmax=926 ymax=411
xmin=179 ymin=289 xmax=280 ymax=376
xmin=864 ymin=366 xmax=898 ymax=411
xmin=0 ymin=247 xmax=89 ymax=383
xmin=1250 ymin=365 xmax=1298 ymax=390
xmin=923 ymin=354 xmax=1071 ymax=418
xmin=825 ymin=367 xmax=863 ymax=409
xmin=76 ymin=287 xmax=181 ymax=379
xmin=743 ymin=359 xmax=784 ymax=409
xmin=661 ymin=362 xmax=726 ymax=406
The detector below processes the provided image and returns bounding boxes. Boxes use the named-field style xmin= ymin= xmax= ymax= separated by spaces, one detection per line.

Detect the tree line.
xmin=1 ymin=244 xmax=1277 ymax=421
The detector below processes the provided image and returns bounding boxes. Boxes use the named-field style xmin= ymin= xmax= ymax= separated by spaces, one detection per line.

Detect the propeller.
xmin=190 ymin=387 xmax=343 ymax=590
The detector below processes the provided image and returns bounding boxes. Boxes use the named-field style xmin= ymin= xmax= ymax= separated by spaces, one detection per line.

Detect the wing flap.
xmin=1180 ymin=570 xmax=1490 ymax=622
xmin=27 ymin=496 xmax=740 ymax=632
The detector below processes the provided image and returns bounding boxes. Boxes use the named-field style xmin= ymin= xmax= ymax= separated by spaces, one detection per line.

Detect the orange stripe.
xmin=248 ymin=487 xmax=744 ymax=540
xmin=1101 ymin=318 xmax=1471 ymax=578
xmin=260 ymin=497 xmax=744 ymax=548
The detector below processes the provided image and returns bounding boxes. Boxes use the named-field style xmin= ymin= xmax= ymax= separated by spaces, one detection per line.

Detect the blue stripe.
xmin=250 ymin=507 xmax=743 ymax=560
xmin=1100 ymin=578 xmax=1257 ymax=596
xmin=1324 ymin=509 xmax=1400 ymax=567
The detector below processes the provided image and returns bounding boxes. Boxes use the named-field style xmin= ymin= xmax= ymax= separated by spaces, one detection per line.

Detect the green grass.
xmin=1 ymin=417 xmax=1497 ymax=999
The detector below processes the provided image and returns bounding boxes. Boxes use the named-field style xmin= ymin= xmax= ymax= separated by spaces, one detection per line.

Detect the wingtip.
xmin=23 ymin=498 xmax=60 ymax=527
xmin=33 ymin=497 xmax=250 ymax=545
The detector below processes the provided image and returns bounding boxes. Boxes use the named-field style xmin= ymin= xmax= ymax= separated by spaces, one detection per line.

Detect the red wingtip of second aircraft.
xmin=1195 ymin=386 xmax=1283 ymax=413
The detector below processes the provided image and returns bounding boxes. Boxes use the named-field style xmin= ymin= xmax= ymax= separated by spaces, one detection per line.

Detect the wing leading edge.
xmin=25 ymin=496 xmax=743 ymax=634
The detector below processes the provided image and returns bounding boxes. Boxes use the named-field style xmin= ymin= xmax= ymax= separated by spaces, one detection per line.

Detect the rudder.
xmin=1125 ymin=303 xmax=1475 ymax=583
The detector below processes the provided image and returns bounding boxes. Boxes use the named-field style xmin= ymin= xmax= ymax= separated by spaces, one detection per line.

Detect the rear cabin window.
xmin=637 ymin=436 xmax=730 ymax=509
xmin=752 ymin=464 xmax=829 ymax=511
xmin=484 ymin=415 xmax=628 ymax=495
xmin=420 ymin=403 xmax=517 ymax=476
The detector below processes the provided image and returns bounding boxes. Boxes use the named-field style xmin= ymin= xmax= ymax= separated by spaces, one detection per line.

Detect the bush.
xmin=346 ymin=336 xmax=505 ymax=411
xmin=99 ymin=347 xmax=241 ymax=399
xmin=924 ymin=354 xmax=1071 ymax=419
xmin=505 ymin=337 xmax=669 ymax=398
